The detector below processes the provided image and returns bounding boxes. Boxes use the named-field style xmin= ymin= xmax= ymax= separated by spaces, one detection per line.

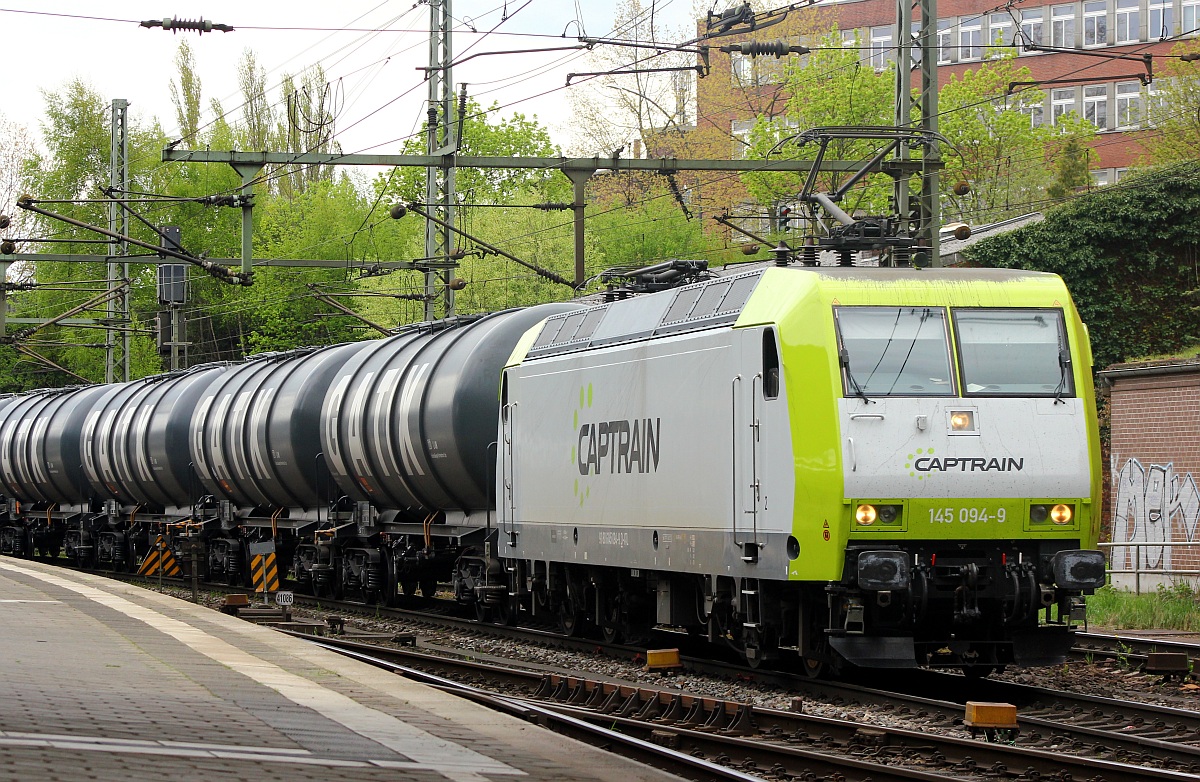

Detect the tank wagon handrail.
xmin=244 ymin=347 xmax=319 ymax=363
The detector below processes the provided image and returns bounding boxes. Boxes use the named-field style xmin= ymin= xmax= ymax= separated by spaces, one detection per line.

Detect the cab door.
xmin=733 ymin=328 xmax=781 ymax=561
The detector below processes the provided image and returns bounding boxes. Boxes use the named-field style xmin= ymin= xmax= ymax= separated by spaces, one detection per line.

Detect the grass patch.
xmin=1087 ymin=582 xmax=1200 ymax=632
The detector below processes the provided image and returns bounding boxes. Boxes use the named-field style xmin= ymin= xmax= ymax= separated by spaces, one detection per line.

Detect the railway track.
xmin=68 ymin=567 xmax=1200 ymax=778
xmin=297 ymin=631 xmax=1200 ymax=782
xmin=1074 ymin=630 xmax=1200 ymax=664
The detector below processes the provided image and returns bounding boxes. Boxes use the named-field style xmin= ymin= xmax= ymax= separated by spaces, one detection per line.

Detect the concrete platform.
xmin=0 ymin=558 xmax=685 ymax=782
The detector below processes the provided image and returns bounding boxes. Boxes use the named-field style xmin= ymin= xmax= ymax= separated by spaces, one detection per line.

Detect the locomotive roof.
xmin=523 ymin=265 xmax=1069 ymax=361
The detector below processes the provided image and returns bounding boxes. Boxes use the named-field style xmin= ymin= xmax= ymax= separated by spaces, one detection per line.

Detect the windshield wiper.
xmin=1053 ymin=349 xmax=1071 ymax=404
xmin=840 ymin=347 xmax=873 ymax=404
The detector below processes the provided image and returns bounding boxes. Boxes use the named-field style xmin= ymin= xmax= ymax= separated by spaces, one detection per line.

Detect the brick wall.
xmin=1104 ymin=362 xmax=1200 ymax=590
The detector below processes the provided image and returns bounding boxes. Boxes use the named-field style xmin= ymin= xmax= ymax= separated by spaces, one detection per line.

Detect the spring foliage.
xmin=964 ymin=162 xmax=1200 ymax=369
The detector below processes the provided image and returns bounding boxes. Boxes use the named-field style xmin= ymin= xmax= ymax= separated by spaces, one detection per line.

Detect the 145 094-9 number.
xmin=929 ymin=507 xmax=1007 ymax=524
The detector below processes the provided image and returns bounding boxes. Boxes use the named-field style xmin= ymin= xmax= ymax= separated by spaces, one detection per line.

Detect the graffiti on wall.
xmin=1111 ymin=458 xmax=1200 ymax=572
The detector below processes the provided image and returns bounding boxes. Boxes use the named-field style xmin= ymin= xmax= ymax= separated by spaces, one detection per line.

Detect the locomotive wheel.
xmin=557 ymin=580 xmax=586 ymax=636
xmin=558 ymin=604 xmax=582 ymax=636
xmin=599 ymin=591 xmax=622 ymax=644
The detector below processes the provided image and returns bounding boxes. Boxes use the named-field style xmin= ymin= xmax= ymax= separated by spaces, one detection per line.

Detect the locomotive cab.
xmin=815 ymin=272 xmax=1106 ymax=670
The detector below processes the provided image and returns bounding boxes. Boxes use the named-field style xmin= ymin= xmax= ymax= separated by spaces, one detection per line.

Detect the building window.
xmin=1115 ymin=167 xmax=1129 ymax=180
xmin=1084 ymin=84 xmax=1109 ymax=128
xmin=1023 ymin=98 xmax=1047 ymax=127
xmin=1052 ymin=4 xmax=1077 ymax=47
xmin=1116 ymin=0 xmax=1140 ymax=42
xmin=938 ymin=19 xmax=953 ymax=63
xmin=870 ymin=25 xmax=893 ymax=69
xmin=731 ymin=52 xmax=751 ymax=83
xmin=1052 ymin=87 xmax=1077 ymax=124
xmin=990 ymin=13 xmax=1015 ymax=52
xmin=1116 ymin=80 xmax=1143 ymax=127
xmin=1150 ymin=0 xmax=1174 ymax=38
xmin=1184 ymin=0 xmax=1200 ymax=35
xmin=961 ymin=18 xmax=983 ymax=60
xmin=910 ymin=21 xmax=923 ymax=67
xmin=731 ymin=119 xmax=755 ymax=159
xmin=731 ymin=51 xmax=784 ymax=86
xmin=1145 ymin=80 xmax=1164 ymax=125
xmin=1084 ymin=1 xmax=1108 ymax=46
xmin=1092 ymin=170 xmax=1111 ymax=186
xmin=1022 ymin=9 xmax=1045 ymax=49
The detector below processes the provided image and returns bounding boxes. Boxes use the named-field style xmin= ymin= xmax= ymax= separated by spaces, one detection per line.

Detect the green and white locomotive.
xmin=494 ymin=266 xmax=1105 ymax=673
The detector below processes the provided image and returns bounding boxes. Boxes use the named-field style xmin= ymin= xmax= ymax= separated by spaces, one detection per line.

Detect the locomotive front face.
xmin=775 ymin=268 xmax=1106 ymax=669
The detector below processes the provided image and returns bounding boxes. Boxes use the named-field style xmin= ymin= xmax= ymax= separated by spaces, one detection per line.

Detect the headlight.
xmin=1030 ymin=504 xmax=1049 ymax=523
xmin=856 ymin=504 xmax=877 ymax=525
xmin=1050 ymin=504 xmax=1073 ymax=524
xmin=949 ymin=410 xmax=976 ymax=432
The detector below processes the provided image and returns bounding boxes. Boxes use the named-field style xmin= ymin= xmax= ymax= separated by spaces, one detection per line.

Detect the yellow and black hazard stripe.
xmin=251 ymin=552 xmax=280 ymax=593
xmin=138 ymin=536 xmax=182 ymax=577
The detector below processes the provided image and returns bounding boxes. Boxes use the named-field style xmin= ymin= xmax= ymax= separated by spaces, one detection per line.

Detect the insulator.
xmin=1 ymin=240 xmax=16 ymax=255
xmin=0 ymin=215 xmax=9 ymax=229
xmin=389 ymin=204 xmax=407 ymax=220
xmin=738 ymin=40 xmax=793 ymax=58
xmin=448 ymin=278 xmax=468 ymax=291
xmin=140 ymin=17 xmax=234 ymax=34
xmin=953 ymin=180 xmax=971 ymax=196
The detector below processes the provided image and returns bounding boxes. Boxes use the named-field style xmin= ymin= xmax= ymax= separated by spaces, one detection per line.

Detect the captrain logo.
xmin=905 ymin=447 xmax=1024 ymax=480
xmin=571 ymin=383 xmax=661 ymax=506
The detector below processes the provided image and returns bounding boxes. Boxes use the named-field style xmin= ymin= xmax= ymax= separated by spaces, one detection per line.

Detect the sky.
xmin=1 ymin=1 xmax=701 ymax=157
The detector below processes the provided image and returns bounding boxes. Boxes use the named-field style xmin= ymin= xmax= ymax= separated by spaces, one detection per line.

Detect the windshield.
xmin=834 ymin=307 xmax=955 ymax=397
xmin=953 ymin=309 xmax=1073 ymax=396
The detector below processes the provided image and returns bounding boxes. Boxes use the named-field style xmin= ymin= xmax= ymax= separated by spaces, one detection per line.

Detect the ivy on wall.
xmin=964 ymin=162 xmax=1200 ymax=371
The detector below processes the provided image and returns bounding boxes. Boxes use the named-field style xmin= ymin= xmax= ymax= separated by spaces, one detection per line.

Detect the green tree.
xmin=964 ymin=163 xmax=1200 ymax=369
xmin=15 ymin=80 xmax=170 ymax=385
xmin=169 ymin=39 xmax=203 ymax=145
xmin=741 ymin=27 xmax=896 ymax=218
xmin=381 ymin=99 xmax=560 ymax=206
xmin=1144 ymin=39 xmax=1200 ymax=163
xmin=938 ymin=53 xmax=1055 ymax=223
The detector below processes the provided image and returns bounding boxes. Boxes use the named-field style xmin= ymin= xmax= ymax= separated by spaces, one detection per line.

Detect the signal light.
xmin=856 ymin=504 xmax=878 ymax=525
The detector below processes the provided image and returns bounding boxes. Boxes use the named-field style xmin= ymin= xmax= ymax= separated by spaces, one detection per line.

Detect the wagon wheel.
xmin=494 ymin=595 xmax=517 ymax=626
xmin=419 ymin=579 xmax=439 ymax=599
